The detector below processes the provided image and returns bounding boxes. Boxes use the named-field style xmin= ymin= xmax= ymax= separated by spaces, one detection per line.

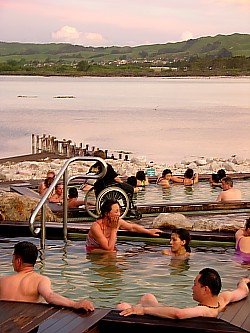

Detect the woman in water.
xmin=235 ymin=217 xmax=250 ymax=264
xmin=86 ymin=199 xmax=162 ymax=253
xmin=162 ymin=228 xmax=191 ymax=257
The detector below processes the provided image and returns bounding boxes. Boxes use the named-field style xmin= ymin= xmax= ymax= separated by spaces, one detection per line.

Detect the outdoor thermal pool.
xmin=0 ymin=236 xmax=249 ymax=309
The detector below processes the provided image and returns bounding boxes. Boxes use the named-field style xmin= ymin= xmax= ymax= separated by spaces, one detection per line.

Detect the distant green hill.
xmin=0 ymin=33 xmax=250 ymax=63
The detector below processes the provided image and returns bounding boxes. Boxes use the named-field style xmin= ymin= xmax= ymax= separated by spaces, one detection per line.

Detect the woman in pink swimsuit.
xmin=234 ymin=217 xmax=250 ymax=264
xmin=86 ymin=199 xmax=162 ymax=253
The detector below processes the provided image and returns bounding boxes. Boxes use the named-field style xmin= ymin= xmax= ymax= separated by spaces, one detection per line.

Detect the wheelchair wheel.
xmin=84 ymin=186 xmax=99 ymax=219
xmin=96 ymin=186 xmax=130 ymax=219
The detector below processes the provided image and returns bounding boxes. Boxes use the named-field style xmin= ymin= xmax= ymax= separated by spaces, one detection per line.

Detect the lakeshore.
xmin=1 ymin=152 xmax=250 ymax=184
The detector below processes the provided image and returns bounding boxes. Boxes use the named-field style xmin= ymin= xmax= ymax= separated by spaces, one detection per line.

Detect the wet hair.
xmin=162 ymin=169 xmax=172 ymax=177
xmin=68 ymin=187 xmax=78 ymax=199
xmin=136 ymin=170 xmax=146 ymax=181
xmin=211 ymin=174 xmax=220 ymax=183
xmin=171 ymin=228 xmax=191 ymax=253
xmin=198 ymin=268 xmax=221 ymax=296
xmin=14 ymin=241 xmax=38 ymax=266
xmin=245 ymin=217 xmax=250 ymax=230
xmin=217 ymin=169 xmax=226 ymax=180
xmin=184 ymin=168 xmax=194 ymax=179
xmin=127 ymin=176 xmax=137 ymax=188
xmin=222 ymin=176 xmax=233 ymax=187
xmin=100 ymin=199 xmax=120 ymax=218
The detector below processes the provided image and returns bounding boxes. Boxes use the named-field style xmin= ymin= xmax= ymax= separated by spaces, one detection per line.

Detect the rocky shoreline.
xmin=0 ymin=153 xmax=250 ymax=183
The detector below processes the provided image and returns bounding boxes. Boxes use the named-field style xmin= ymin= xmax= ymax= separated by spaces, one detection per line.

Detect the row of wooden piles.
xmin=31 ymin=134 xmax=129 ymax=160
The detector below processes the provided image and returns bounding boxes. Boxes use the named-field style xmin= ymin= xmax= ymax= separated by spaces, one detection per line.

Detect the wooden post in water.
xmin=41 ymin=134 xmax=46 ymax=152
xmin=31 ymin=134 xmax=35 ymax=154
xmin=36 ymin=135 xmax=39 ymax=153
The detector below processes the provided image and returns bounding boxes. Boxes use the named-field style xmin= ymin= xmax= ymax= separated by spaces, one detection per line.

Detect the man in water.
xmin=0 ymin=241 xmax=94 ymax=312
xmin=117 ymin=267 xmax=249 ymax=319
xmin=216 ymin=176 xmax=242 ymax=202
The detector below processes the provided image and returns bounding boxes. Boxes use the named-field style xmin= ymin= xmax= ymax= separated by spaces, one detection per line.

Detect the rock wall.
xmin=0 ymin=192 xmax=58 ymax=222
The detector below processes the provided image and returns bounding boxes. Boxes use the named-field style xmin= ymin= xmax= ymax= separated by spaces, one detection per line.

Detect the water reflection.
xmin=168 ymin=257 xmax=190 ymax=275
xmin=86 ymin=252 xmax=123 ymax=293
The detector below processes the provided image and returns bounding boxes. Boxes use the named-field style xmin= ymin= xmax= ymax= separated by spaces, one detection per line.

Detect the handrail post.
xmin=63 ymin=169 xmax=68 ymax=242
xmin=40 ymin=204 xmax=46 ymax=250
xmin=29 ymin=156 xmax=108 ymax=250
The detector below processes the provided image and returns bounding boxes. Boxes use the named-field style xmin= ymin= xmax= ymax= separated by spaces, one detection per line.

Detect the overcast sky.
xmin=0 ymin=0 xmax=249 ymax=47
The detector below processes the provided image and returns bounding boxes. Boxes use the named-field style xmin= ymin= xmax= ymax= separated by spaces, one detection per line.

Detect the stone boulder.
xmin=0 ymin=192 xmax=58 ymax=222
xmin=152 ymin=213 xmax=192 ymax=229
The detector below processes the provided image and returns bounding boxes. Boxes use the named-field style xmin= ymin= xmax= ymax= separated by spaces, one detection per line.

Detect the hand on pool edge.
xmin=148 ymin=229 xmax=163 ymax=237
xmin=119 ymin=305 xmax=144 ymax=317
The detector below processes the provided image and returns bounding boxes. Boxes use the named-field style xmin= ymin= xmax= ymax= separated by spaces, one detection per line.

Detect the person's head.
xmin=46 ymin=171 xmax=55 ymax=179
xmin=217 ymin=169 xmax=226 ymax=180
xmin=170 ymin=228 xmax=191 ymax=254
xmin=127 ymin=176 xmax=137 ymax=188
xmin=221 ymin=176 xmax=233 ymax=190
xmin=148 ymin=161 xmax=154 ymax=167
xmin=244 ymin=217 xmax=250 ymax=232
xmin=68 ymin=187 xmax=78 ymax=199
xmin=13 ymin=241 xmax=38 ymax=269
xmin=136 ymin=170 xmax=146 ymax=181
xmin=44 ymin=176 xmax=54 ymax=189
xmin=55 ymin=182 xmax=63 ymax=194
xmin=192 ymin=268 xmax=221 ymax=302
xmin=93 ymin=150 xmax=106 ymax=159
xmin=211 ymin=173 xmax=220 ymax=183
xmin=184 ymin=168 xmax=194 ymax=179
xmin=162 ymin=169 xmax=172 ymax=180
xmin=100 ymin=199 xmax=121 ymax=228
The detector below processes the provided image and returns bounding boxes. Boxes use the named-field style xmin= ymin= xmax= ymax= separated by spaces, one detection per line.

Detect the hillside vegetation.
xmin=0 ymin=33 xmax=249 ymax=76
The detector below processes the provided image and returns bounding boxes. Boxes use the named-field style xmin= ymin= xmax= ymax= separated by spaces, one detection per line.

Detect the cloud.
xmin=52 ymin=26 xmax=107 ymax=46
xmin=181 ymin=31 xmax=194 ymax=41
xmin=52 ymin=26 xmax=81 ymax=42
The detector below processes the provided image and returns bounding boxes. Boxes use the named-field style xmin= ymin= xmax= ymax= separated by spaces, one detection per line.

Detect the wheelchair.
xmin=84 ymin=185 xmax=142 ymax=220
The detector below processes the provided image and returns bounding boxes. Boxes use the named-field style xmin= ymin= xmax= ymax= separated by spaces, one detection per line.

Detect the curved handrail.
xmin=29 ymin=156 xmax=107 ymax=242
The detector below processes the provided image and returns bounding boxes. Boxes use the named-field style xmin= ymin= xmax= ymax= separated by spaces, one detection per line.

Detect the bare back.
xmin=217 ymin=188 xmax=242 ymax=202
xmin=0 ymin=271 xmax=45 ymax=303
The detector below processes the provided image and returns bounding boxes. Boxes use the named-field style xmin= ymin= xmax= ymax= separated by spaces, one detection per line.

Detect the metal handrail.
xmin=29 ymin=156 xmax=107 ymax=249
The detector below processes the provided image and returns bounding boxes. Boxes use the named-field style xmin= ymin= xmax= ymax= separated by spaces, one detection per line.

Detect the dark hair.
xmin=211 ymin=174 xmax=220 ymax=183
xmin=127 ymin=176 xmax=137 ymax=187
xmin=14 ymin=241 xmax=38 ymax=266
xmin=44 ymin=177 xmax=54 ymax=188
xmin=222 ymin=176 xmax=233 ymax=187
xmin=162 ymin=169 xmax=172 ymax=177
xmin=100 ymin=199 xmax=120 ymax=218
xmin=198 ymin=268 xmax=221 ymax=296
xmin=217 ymin=169 xmax=226 ymax=180
xmin=172 ymin=228 xmax=191 ymax=253
xmin=136 ymin=170 xmax=146 ymax=181
xmin=68 ymin=187 xmax=78 ymax=199
xmin=184 ymin=168 xmax=194 ymax=179
xmin=245 ymin=217 xmax=250 ymax=230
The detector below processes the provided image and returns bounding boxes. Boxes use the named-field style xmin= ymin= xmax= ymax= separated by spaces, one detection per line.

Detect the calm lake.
xmin=0 ymin=76 xmax=249 ymax=164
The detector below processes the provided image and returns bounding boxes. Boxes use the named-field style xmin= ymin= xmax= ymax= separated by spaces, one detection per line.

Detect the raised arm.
xmin=220 ymin=278 xmax=250 ymax=305
xmin=119 ymin=219 xmax=162 ymax=236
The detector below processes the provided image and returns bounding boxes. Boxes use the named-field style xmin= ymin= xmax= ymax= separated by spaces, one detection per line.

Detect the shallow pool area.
xmin=77 ymin=179 xmax=250 ymax=206
xmin=1 ymin=236 xmax=249 ymax=309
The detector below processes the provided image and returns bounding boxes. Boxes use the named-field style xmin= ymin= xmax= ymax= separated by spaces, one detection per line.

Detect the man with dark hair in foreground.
xmin=117 ymin=268 xmax=249 ymax=319
xmin=0 ymin=241 xmax=94 ymax=312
